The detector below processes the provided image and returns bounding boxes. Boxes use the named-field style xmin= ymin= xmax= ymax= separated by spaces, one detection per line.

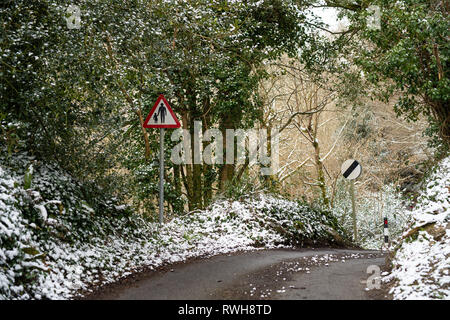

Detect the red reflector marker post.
xmin=383 ymin=217 xmax=389 ymax=251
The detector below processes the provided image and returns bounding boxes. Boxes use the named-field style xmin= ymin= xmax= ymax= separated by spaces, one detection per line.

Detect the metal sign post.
xmin=159 ymin=128 xmax=165 ymax=224
xmin=350 ymin=180 xmax=357 ymax=242
xmin=143 ymin=95 xmax=181 ymax=224
xmin=341 ymin=159 xmax=362 ymax=242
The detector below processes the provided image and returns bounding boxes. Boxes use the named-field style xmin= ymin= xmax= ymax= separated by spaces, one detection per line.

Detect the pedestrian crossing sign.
xmin=143 ymin=94 xmax=181 ymax=128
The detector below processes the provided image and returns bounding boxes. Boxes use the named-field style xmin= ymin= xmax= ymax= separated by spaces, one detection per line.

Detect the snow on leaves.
xmin=0 ymin=150 xmax=342 ymax=300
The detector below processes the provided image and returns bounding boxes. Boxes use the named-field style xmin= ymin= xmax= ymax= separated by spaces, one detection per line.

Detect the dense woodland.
xmin=1 ymin=0 xmax=448 ymax=218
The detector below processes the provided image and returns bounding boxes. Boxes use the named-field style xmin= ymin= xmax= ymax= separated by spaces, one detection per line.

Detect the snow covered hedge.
xmin=0 ymin=151 xmax=345 ymax=300
xmin=384 ymin=156 xmax=450 ymax=300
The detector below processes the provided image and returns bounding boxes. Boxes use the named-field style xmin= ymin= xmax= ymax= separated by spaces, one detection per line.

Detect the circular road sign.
xmin=341 ymin=159 xmax=362 ymax=180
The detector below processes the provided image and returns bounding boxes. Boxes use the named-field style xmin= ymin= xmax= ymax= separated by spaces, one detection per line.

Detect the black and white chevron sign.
xmin=341 ymin=159 xmax=362 ymax=180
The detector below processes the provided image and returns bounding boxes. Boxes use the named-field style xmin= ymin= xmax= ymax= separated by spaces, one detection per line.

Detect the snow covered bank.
xmin=384 ymin=157 xmax=450 ymax=300
xmin=0 ymin=152 xmax=345 ymax=300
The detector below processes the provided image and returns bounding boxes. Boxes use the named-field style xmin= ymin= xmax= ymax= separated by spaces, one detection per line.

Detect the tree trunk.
xmin=181 ymin=110 xmax=194 ymax=211
xmin=202 ymin=99 xmax=213 ymax=206
xmin=312 ymin=114 xmax=330 ymax=207
xmin=313 ymin=139 xmax=330 ymax=207
xmin=173 ymin=165 xmax=181 ymax=195
xmin=218 ymin=113 xmax=235 ymax=191
xmin=188 ymin=89 xmax=203 ymax=210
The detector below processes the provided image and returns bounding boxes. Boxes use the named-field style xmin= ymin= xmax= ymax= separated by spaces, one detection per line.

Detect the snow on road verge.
xmin=384 ymin=157 xmax=450 ymax=300
xmin=0 ymin=152 xmax=344 ymax=300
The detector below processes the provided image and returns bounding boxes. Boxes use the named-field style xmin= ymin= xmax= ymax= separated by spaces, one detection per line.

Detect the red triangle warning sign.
xmin=143 ymin=95 xmax=181 ymax=129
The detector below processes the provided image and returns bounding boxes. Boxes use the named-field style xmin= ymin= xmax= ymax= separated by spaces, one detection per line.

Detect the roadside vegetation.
xmin=0 ymin=150 xmax=346 ymax=299
xmin=383 ymin=156 xmax=449 ymax=300
xmin=0 ymin=0 xmax=448 ymax=300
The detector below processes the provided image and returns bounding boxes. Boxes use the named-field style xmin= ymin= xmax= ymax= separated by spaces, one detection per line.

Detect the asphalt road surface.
xmin=88 ymin=248 xmax=388 ymax=300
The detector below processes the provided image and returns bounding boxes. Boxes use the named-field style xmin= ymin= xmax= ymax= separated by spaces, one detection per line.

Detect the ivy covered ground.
xmin=0 ymin=151 xmax=345 ymax=300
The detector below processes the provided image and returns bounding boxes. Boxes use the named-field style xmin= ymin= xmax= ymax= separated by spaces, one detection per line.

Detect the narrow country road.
xmin=87 ymin=248 xmax=388 ymax=300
